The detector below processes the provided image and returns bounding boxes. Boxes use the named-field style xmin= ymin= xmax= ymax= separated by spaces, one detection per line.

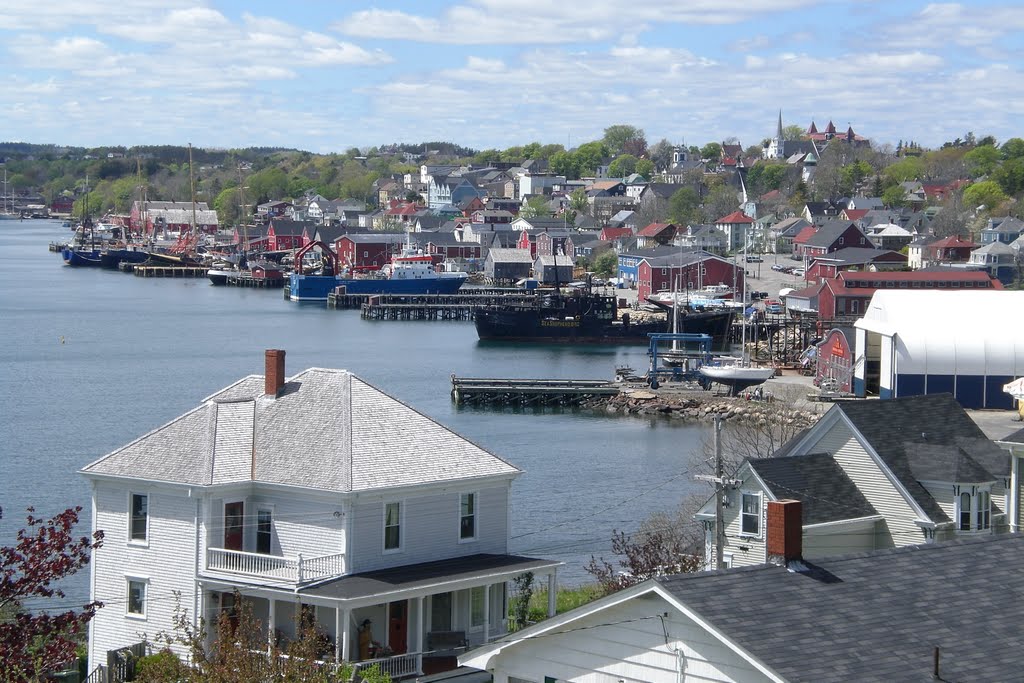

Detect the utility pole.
xmin=695 ymin=415 xmax=741 ymax=569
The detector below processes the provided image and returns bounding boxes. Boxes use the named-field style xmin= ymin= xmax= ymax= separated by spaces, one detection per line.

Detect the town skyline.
xmin=1 ymin=0 xmax=1022 ymax=152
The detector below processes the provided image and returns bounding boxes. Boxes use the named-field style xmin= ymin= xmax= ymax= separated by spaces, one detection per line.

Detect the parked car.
xmin=793 ymin=268 xmax=805 ymax=277
xmin=771 ymin=264 xmax=785 ymax=272
xmin=765 ymin=299 xmax=783 ymax=313
xmin=745 ymin=255 xmax=763 ymax=263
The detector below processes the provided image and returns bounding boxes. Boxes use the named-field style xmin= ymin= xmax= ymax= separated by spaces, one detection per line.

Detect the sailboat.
xmin=0 ymin=169 xmax=19 ymax=220
xmin=699 ymin=230 xmax=774 ymax=394
xmin=62 ymin=176 xmax=105 ymax=266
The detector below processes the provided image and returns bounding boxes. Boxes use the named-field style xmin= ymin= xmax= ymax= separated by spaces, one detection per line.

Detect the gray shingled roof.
xmin=749 ymin=454 xmax=877 ymax=525
xmin=82 ymin=368 xmax=519 ymax=492
xmin=804 ymin=220 xmax=864 ymax=248
xmin=809 ymin=246 xmax=904 ymax=266
xmin=658 ymin=534 xmax=1024 ymax=683
xmin=999 ymin=426 xmax=1024 ymax=443
xmin=836 ymin=394 xmax=1009 ymax=523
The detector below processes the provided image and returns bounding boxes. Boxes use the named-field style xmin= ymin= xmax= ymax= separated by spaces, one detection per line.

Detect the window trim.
xmin=469 ymin=585 xmax=486 ymax=629
xmin=128 ymin=492 xmax=149 ymax=546
xmin=125 ymin=575 xmax=149 ymax=620
xmin=459 ymin=491 xmax=478 ymax=543
xmin=740 ymin=492 xmax=762 ymax=538
xmin=256 ymin=506 xmax=274 ymax=555
xmin=383 ymin=500 xmax=403 ymax=553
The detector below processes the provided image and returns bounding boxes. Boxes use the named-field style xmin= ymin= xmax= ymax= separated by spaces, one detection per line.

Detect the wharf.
xmin=451 ymin=376 xmax=620 ymax=406
xmin=325 ymin=289 xmax=534 ymax=316
xmin=132 ymin=265 xmax=208 ymax=278
xmin=223 ymin=273 xmax=285 ymax=288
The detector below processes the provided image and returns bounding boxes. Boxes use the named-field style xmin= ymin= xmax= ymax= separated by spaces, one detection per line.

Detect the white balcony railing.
xmin=206 ymin=547 xmax=345 ymax=585
xmin=354 ymin=652 xmax=421 ymax=680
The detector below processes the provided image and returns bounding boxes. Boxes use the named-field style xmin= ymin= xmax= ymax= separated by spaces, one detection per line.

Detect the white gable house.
xmin=82 ymin=350 xmax=560 ymax=678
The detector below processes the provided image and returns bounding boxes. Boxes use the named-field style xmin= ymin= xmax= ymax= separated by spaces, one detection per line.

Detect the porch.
xmin=203 ymin=553 xmax=561 ymax=678
xmin=204 ymin=546 xmax=346 ymax=586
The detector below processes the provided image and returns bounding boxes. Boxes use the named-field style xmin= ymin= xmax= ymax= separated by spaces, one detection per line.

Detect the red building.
xmin=636 ymin=252 xmax=743 ymax=302
xmin=815 ymin=328 xmax=856 ymax=394
xmin=599 ymin=227 xmax=632 ymax=241
xmin=797 ymin=220 xmax=872 ymax=260
xmin=805 ymin=247 xmax=906 ymax=284
xmin=424 ymin=236 xmax=483 ymax=266
xmin=636 ymin=222 xmax=680 ymax=249
xmin=815 ymin=270 xmax=1002 ymax=320
xmin=334 ymin=234 xmax=406 ymax=272
xmin=924 ymin=235 xmax=978 ymax=263
xmin=51 ymin=196 xmax=75 ymax=214
xmin=266 ymin=219 xmax=311 ymax=251
xmin=517 ymin=229 xmax=574 ymax=258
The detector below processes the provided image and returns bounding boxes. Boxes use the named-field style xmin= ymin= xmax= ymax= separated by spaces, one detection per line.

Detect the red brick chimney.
xmin=766 ymin=499 xmax=802 ymax=565
xmin=265 ymin=349 xmax=286 ymax=398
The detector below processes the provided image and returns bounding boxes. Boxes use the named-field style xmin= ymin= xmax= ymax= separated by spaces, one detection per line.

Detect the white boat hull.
xmin=699 ymin=365 xmax=774 ymax=394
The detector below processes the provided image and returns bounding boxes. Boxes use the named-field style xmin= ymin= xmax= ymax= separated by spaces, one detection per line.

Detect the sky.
xmin=1 ymin=1 xmax=1023 ymax=154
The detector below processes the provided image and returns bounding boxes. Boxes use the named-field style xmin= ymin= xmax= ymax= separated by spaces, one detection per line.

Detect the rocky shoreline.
xmin=581 ymin=387 xmax=821 ymax=429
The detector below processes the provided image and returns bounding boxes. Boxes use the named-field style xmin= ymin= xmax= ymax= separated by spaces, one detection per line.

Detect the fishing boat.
xmin=287 ymin=237 xmax=468 ymax=301
xmin=0 ymin=169 xmax=19 ymax=220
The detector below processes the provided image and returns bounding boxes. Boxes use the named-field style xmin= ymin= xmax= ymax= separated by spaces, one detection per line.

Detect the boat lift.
xmin=646 ymin=333 xmax=713 ymax=388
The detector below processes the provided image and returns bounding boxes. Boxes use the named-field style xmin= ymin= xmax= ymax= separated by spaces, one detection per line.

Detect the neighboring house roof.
xmin=534 ymin=254 xmax=574 ymax=267
xmin=715 ymin=210 xmax=753 ymax=224
xmin=343 ymin=233 xmax=406 ymax=244
xmin=972 ymin=241 xmax=1015 ymax=255
xmin=748 ymin=453 xmax=878 ymax=525
xmin=82 ymin=367 xmax=519 ymax=492
xmin=267 ymin=219 xmax=311 ymax=236
xmin=804 ymin=220 xmax=862 ymax=248
xmin=488 ymin=248 xmax=534 ymax=264
xmin=929 ymin=235 xmax=978 ymax=250
xmin=810 ymin=247 xmax=905 ymax=266
xmin=774 ymin=216 xmax=811 ymax=237
xmin=637 ymin=222 xmax=676 ymax=237
xmin=835 ymin=393 xmax=1009 ymax=522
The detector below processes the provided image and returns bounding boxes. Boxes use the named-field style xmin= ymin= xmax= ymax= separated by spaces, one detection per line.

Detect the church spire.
xmin=777 ymin=109 xmax=784 ymax=141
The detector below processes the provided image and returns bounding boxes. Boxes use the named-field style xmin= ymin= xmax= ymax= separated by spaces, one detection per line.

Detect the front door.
xmin=224 ymin=502 xmax=244 ymax=551
xmin=388 ymin=600 xmax=408 ymax=655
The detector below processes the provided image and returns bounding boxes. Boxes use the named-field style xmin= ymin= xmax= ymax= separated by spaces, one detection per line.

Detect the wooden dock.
xmin=223 ymin=274 xmax=285 ymax=288
xmin=451 ymin=376 xmax=620 ymax=406
xmin=354 ymin=291 xmax=538 ymax=320
xmin=132 ymin=266 xmax=209 ymax=278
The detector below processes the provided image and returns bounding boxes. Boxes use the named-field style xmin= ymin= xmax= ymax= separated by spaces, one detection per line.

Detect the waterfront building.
xmin=81 ymin=350 xmax=559 ymax=677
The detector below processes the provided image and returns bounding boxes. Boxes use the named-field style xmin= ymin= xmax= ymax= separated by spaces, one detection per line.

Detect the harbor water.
xmin=0 ymin=220 xmax=709 ymax=606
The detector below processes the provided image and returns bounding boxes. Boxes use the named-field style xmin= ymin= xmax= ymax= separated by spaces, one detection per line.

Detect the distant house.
xmin=256 ymin=200 xmax=292 ymax=220
xmin=518 ymin=229 xmax=574 ymax=259
xmin=801 ymin=201 xmax=840 ymax=223
xmin=864 ymin=222 xmax=915 ymax=251
xmin=266 ymin=219 xmax=311 ymax=251
xmin=423 ymin=233 xmax=483 ymax=266
xmin=771 ymin=216 xmax=811 ymax=254
xmin=713 ymin=210 xmax=755 ymax=252
xmin=805 ymin=247 xmax=906 ymax=284
xmin=638 ymin=183 xmax=691 ymax=222
xmin=131 ymin=200 xmax=219 ymax=236
xmin=813 ymin=269 xmax=1001 ymax=320
xmin=980 ymin=216 xmax=1024 ymax=244
xmin=533 ymin=254 xmax=574 ymax=284
xmin=798 ymin=220 xmax=871 ymax=261
xmin=676 ymin=224 xmax=727 ymax=254
xmin=922 ymin=235 xmax=979 ymax=265
xmin=968 ymin=241 xmax=1018 ymax=284
xmin=335 ymin=233 xmax=405 ymax=271
xmin=633 ymin=250 xmax=743 ymax=302
xmin=635 ymin=222 xmax=680 ymax=249
xmin=484 ymin=248 xmax=534 ymax=283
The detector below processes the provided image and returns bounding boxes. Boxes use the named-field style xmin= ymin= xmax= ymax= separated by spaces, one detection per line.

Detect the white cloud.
xmin=334 ymin=0 xmax=822 ymax=44
xmin=885 ymin=3 xmax=1024 ymax=50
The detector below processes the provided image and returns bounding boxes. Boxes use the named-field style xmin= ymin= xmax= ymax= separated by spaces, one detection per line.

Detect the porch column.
xmin=483 ymin=584 xmax=490 ymax=642
xmin=340 ymin=608 xmax=351 ymax=662
xmin=268 ymin=599 xmax=276 ymax=654
xmin=414 ymin=597 xmax=424 ymax=653
xmin=547 ymin=570 xmax=558 ymax=617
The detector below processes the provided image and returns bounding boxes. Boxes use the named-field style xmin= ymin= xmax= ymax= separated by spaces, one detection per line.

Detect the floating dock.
xmin=451 ymin=376 xmax=620 ymax=406
xmin=324 ymin=289 xmax=535 ymax=315
xmin=132 ymin=266 xmax=209 ymax=278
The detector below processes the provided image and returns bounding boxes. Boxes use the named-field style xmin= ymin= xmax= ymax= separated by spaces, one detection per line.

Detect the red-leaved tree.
xmin=0 ymin=506 xmax=104 ymax=682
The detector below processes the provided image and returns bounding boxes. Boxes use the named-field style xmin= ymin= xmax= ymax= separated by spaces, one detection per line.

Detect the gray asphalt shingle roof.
xmin=749 ymin=454 xmax=878 ymax=525
xmin=657 ymin=534 xmax=1024 ymax=683
xmin=82 ymin=368 xmax=520 ymax=492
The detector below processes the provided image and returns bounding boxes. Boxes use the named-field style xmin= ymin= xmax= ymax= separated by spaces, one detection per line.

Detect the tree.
xmin=964 ymin=144 xmax=1000 ymax=178
xmin=635 ymin=158 xmax=654 ymax=179
xmin=549 ymin=150 xmax=580 ymax=180
xmin=569 ymin=188 xmax=589 ymax=215
xmin=592 ymin=250 xmax=618 ymax=277
xmin=667 ymin=187 xmax=700 ymax=225
xmin=138 ymin=591 xmax=391 ymax=683
xmin=701 ymin=184 xmax=740 ymax=224
xmin=883 ymin=156 xmax=924 ymax=184
xmin=1001 ymin=137 xmax=1024 ymax=160
xmin=782 ymin=124 xmax=806 ymax=141
xmin=993 ymin=157 xmax=1024 ymax=196
xmin=1 ymin=507 xmax=104 ymax=682
xmin=602 ymin=124 xmax=646 ymax=157
xmin=963 ymin=180 xmax=1008 ymax=211
xmin=700 ymin=142 xmax=722 ymax=163
xmin=607 ymin=154 xmax=638 ymax=178
xmin=585 ymin=520 xmax=702 ymax=595
xmin=648 ymin=139 xmax=675 ymax=172
xmin=519 ymin=195 xmax=551 ymax=219
xmin=839 ymin=160 xmax=873 ymax=196
xmin=574 ymin=141 xmax=611 ymax=177
xmin=882 ymin=185 xmax=907 ymax=209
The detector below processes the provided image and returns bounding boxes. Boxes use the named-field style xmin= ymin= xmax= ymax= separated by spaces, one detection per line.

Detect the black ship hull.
xmin=475 ymin=307 xmax=734 ymax=349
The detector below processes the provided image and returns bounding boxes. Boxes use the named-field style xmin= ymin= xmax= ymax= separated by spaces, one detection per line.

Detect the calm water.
xmin=0 ymin=220 xmax=707 ymax=604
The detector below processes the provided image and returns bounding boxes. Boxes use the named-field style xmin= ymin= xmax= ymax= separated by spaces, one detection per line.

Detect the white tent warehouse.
xmin=854 ymin=290 xmax=1024 ymax=409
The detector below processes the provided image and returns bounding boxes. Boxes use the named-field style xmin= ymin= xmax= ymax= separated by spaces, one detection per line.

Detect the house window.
xmin=126 ymin=578 xmax=147 ymax=618
xmin=470 ymin=586 xmax=485 ymax=627
xmin=256 ymin=509 xmax=272 ymax=555
xmin=978 ymin=491 xmax=991 ymax=530
xmin=460 ymin=492 xmax=476 ymax=541
xmin=741 ymin=493 xmax=760 ymax=536
xmin=130 ymin=494 xmax=148 ymax=543
xmin=959 ymin=492 xmax=972 ymax=531
xmin=384 ymin=502 xmax=401 ymax=551
xmin=838 ymin=237 xmax=844 ymax=245
xmin=850 ymin=300 xmax=859 ymax=314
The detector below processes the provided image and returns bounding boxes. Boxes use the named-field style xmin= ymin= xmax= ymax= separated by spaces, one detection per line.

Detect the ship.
xmin=474 ymin=288 xmax=734 ymax=348
xmin=287 ymin=238 xmax=468 ymax=302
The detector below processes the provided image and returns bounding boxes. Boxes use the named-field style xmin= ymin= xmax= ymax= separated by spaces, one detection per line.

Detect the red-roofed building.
xmin=805 ymin=248 xmax=906 ymax=283
xmin=840 ymin=208 xmax=869 ymax=222
xmin=714 ymin=211 xmax=754 ymax=251
xmin=815 ymin=270 xmax=1001 ymax=320
xmin=636 ymin=222 xmax=679 ymax=249
xmin=599 ymin=226 xmax=633 ymax=241
xmin=924 ymin=235 xmax=978 ymax=264
xmin=792 ymin=225 xmax=819 ymax=255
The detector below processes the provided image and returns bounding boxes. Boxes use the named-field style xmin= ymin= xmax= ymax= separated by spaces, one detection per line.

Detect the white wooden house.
xmin=695 ymin=393 xmax=1011 ymax=569
xmin=81 ymin=350 xmax=559 ymax=678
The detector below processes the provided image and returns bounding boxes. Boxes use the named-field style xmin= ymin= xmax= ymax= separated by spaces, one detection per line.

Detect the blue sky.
xmin=1 ymin=1 xmax=1022 ymax=153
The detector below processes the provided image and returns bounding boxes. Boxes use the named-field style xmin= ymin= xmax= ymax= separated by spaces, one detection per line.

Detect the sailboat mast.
xmin=188 ymin=143 xmax=198 ymax=244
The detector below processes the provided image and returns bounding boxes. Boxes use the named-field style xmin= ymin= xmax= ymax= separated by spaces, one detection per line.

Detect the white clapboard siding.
xmin=203 ymin=494 xmax=344 ymax=560
xmin=813 ymin=420 xmax=924 ymax=549
xmin=90 ymin=483 xmax=198 ymax=668
xmin=350 ymin=485 xmax=509 ymax=573
xmin=721 ymin=485 xmax=768 ymax=568
xmin=489 ymin=595 xmax=774 ymax=683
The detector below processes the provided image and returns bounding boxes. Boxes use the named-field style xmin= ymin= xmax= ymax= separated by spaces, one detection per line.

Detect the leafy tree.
xmin=592 ymin=250 xmax=618 ymax=277
xmin=607 ymin=154 xmax=638 ymax=178
xmin=789 ymin=179 xmax=809 ymax=211
xmin=782 ymin=124 xmax=806 ymax=141
xmin=519 ymin=195 xmax=551 ymax=219
xmin=963 ymin=180 xmax=1008 ymax=211
xmin=701 ymin=184 xmax=740 ymax=223
xmin=139 ymin=592 xmax=390 ymax=683
xmin=700 ymin=142 xmax=722 ymax=163
xmin=882 ymin=185 xmax=907 ymax=209
xmin=635 ymin=158 xmax=654 ymax=179
xmin=839 ymin=160 xmax=873 ymax=196
xmin=648 ymin=139 xmax=675 ymax=172
xmin=602 ymin=124 xmax=646 ymax=157
xmin=574 ymin=141 xmax=611 ymax=177
xmin=569 ymin=188 xmax=589 ymax=215
xmin=0 ymin=507 xmax=104 ymax=682
xmin=1001 ymin=138 xmax=1024 ymax=160
xmin=549 ymin=150 xmax=580 ymax=180
xmin=883 ymin=156 xmax=924 ymax=184
xmin=992 ymin=157 xmax=1024 ymax=196
xmin=668 ymin=187 xmax=701 ymax=225
xmin=585 ymin=521 xmax=702 ymax=595
xmin=964 ymin=144 xmax=1000 ymax=178
xmin=213 ymin=186 xmax=241 ymax=225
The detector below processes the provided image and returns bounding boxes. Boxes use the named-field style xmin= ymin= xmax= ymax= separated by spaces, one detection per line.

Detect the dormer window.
xmin=957 ymin=488 xmax=992 ymax=531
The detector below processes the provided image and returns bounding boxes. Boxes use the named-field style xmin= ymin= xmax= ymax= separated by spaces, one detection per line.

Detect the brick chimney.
xmin=265 ymin=349 xmax=286 ymax=398
xmin=766 ymin=499 xmax=802 ymax=566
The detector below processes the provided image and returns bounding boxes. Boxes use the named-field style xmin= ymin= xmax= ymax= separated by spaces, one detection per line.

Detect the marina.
xmin=451 ymin=376 xmax=621 ymax=406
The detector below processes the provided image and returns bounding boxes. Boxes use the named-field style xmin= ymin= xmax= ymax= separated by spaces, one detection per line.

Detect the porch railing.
xmin=353 ymin=652 xmax=421 ymax=680
xmin=206 ymin=547 xmax=346 ymax=585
